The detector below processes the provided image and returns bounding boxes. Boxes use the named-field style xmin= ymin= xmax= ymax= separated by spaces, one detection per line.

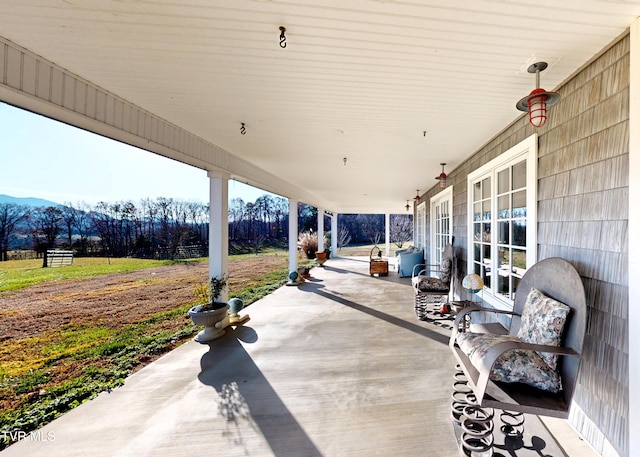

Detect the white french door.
xmin=430 ymin=187 xmax=453 ymax=268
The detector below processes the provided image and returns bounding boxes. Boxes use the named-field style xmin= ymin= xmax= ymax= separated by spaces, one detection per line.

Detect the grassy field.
xmin=0 ymin=253 xmax=291 ymax=449
xmin=0 ymin=257 xmax=176 ymax=293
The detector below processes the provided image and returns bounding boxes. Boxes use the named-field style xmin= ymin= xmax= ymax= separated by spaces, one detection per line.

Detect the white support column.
xmin=629 ymin=17 xmax=640 ymax=457
xmin=288 ymin=198 xmax=298 ymax=274
xmin=331 ymin=213 xmax=338 ymax=257
xmin=208 ymin=171 xmax=229 ymax=302
xmin=385 ymin=213 xmax=391 ymax=257
xmin=317 ymin=208 xmax=325 ymax=252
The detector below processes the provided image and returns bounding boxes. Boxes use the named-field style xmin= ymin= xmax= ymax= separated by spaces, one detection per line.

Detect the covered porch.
xmin=1 ymin=257 xmax=594 ymax=457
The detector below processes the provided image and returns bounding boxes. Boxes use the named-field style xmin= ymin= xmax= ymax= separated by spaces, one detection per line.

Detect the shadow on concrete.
xmin=198 ymin=326 xmax=323 ymax=457
xmin=494 ymin=433 xmax=556 ymax=457
xmin=299 ymin=283 xmax=450 ymax=345
xmin=321 ymin=264 xmax=372 ymax=278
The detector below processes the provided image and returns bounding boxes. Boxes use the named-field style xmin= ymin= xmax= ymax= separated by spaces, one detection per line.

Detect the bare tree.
xmin=390 ymin=214 xmax=413 ymax=248
xmin=29 ymin=206 xmax=64 ymax=267
xmin=228 ymin=198 xmax=245 ymax=240
xmin=61 ymin=202 xmax=92 ymax=250
xmin=0 ymin=203 xmax=29 ymax=261
xmin=337 ymin=226 xmax=351 ymax=249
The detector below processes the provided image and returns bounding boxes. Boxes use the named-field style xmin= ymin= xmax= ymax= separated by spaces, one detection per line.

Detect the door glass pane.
xmin=512 ymin=190 xmax=526 ymax=217
xmin=482 ymin=200 xmax=491 ymax=220
xmin=498 ymin=221 xmax=509 ymax=244
xmin=482 ymin=177 xmax=491 ymax=199
xmin=498 ymin=195 xmax=509 ymax=219
xmin=474 ymin=202 xmax=482 ymax=221
xmin=497 ymin=246 xmax=510 ymax=299
xmin=474 ymin=181 xmax=482 ymax=201
xmin=474 ymin=223 xmax=481 ymax=242
xmin=482 ymin=244 xmax=491 ymax=264
xmin=513 ymin=249 xmax=527 ymax=274
xmin=482 ymin=223 xmax=491 ymax=242
xmin=498 ymin=168 xmax=509 ymax=194
xmin=513 ymin=160 xmax=527 ymax=189
xmin=482 ymin=246 xmax=491 ymax=289
xmin=512 ymin=220 xmax=526 ymax=246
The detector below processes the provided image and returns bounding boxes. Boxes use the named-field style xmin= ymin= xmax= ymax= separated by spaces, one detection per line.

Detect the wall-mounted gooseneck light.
xmin=516 ymin=61 xmax=560 ymax=128
xmin=435 ymin=163 xmax=447 ymax=188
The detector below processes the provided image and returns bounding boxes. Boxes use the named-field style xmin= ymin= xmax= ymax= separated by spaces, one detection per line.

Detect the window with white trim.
xmin=415 ymin=202 xmax=426 ymax=249
xmin=430 ymin=187 xmax=453 ymax=268
xmin=467 ymin=134 xmax=537 ymax=310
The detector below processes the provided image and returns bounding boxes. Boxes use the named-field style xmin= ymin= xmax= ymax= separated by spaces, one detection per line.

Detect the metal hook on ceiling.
xmin=240 ymin=123 xmax=246 ymax=135
xmin=279 ymin=26 xmax=287 ymax=48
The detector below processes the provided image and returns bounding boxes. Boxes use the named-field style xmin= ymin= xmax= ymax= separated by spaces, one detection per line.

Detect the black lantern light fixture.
xmin=414 ymin=190 xmax=420 ymax=201
xmin=516 ymin=61 xmax=560 ymax=128
xmin=405 ymin=200 xmax=410 ymax=212
xmin=435 ymin=163 xmax=447 ymax=188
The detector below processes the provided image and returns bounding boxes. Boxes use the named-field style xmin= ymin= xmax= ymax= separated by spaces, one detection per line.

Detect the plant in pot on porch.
xmin=188 ymin=274 xmax=230 ymax=342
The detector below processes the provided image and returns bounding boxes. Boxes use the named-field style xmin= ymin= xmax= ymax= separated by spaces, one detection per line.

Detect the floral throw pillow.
xmin=517 ymin=288 xmax=570 ymax=370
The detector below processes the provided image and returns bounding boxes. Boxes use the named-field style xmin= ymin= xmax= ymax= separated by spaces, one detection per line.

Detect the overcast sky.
xmin=0 ymin=102 xmax=271 ymax=205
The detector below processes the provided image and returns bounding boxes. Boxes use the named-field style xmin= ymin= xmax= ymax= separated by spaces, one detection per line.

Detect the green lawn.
xmin=0 ymin=257 xmax=179 ymax=293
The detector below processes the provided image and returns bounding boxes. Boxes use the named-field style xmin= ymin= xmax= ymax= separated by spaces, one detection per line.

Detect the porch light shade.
xmin=462 ymin=273 xmax=484 ymax=294
xmin=515 ymin=61 xmax=560 ymax=128
xmin=438 ymin=172 xmax=447 ymax=188
xmin=517 ymin=88 xmax=559 ymax=128
xmin=435 ymin=163 xmax=447 ymax=188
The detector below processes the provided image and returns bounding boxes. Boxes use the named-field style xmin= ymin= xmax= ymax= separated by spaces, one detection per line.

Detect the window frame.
xmin=466 ymin=134 xmax=538 ymax=310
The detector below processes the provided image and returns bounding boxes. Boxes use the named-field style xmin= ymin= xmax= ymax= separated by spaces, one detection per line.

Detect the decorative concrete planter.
xmin=188 ymin=302 xmax=230 ymax=342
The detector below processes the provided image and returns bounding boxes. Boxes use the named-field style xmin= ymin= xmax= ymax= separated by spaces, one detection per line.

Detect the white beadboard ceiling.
xmin=2 ymin=0 xmax=640 ymax=213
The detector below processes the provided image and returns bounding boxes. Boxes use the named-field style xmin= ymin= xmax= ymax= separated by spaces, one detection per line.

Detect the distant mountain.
xmin=0 ymin=194 xmax=62 ymax=208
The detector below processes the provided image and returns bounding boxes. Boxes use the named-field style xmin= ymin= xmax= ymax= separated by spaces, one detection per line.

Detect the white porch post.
xmin=385 ymin=213 xmax=391 ymax=257
xmin=208 ymin=171 xmax=229 ymax=302
xmin=288 ymin=198 xmax=298 ymax=274
xmin=629 ymin=17 xmax=640 ymax=457
xmin=317 ymin=208 xmax=325 ymax=252
xmin=331 ymin=213 xmax=338 ymax=257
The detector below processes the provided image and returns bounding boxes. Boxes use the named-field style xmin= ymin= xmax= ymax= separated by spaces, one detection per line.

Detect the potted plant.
xmin=188 ymin=274 xmax=230 ymax=342
xmin=315 ymin=250 xmax=328 ymax=266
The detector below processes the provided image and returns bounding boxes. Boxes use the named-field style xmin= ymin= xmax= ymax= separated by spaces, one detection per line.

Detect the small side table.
xmin=369 ymin=259 xmax=389 ymax=276
xmin=369 ymin=245 xmax=388 ymax=276
xmin=451 ymin=300 xmax=475 ymax=332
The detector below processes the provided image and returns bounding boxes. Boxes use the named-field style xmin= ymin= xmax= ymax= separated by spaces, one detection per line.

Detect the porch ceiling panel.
xmin=1 ymin=1 xmax=640 ymax=213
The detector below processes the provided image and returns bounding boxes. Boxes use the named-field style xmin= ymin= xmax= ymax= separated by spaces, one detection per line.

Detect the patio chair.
xmin=396 ymin=247 xmax=424 ymax=277
xmin=411 ymin=243 xmax=454 ymax=319
xmin=449 ymin=258 xmax=587 ymax=418
xmin=448 ymin=257 xmax=587 ymax=454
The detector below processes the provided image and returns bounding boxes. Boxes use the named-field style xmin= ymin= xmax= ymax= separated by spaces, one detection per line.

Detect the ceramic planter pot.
xmin=315 ymin=251 xmax=327 ymax=266
xmin=188 ymin=302 xmax=230 ymax=342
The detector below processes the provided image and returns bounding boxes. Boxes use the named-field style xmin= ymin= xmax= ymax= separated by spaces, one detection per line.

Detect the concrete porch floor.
xmin=2 ymin=256 xmax=598 ymax=457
